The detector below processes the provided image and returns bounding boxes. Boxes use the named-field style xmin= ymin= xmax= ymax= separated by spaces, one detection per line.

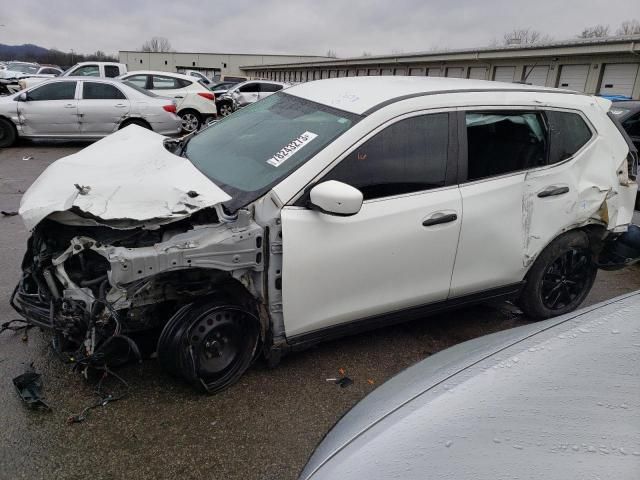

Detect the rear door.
xmin=78 ymin=81 xmax=130 ymax=135
xmin=451 ymin=109 xmax=548 ymax=297
xmin=19 ymin=81 xmax=79 ymax=136
xmin=150 ymin=75 xmax=189 ymax=110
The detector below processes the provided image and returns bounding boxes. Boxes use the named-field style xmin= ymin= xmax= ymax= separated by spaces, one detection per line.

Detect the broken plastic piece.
xmin=336 ymin=377 xmax=353 ymax=388
xmin=12 ymin=371 xmax=51 ymax=411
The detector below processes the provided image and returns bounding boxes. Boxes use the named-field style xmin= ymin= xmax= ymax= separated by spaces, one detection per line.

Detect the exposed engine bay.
xmin=11 ymin=207 xmax=265 ymax=388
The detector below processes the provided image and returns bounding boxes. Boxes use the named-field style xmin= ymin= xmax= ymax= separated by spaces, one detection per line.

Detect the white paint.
xmin=19 ymin=125 xmax=231 ymax=230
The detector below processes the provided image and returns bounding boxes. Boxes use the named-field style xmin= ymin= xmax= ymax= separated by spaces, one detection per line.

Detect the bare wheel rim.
xmin=541 ymin=248 xmax=591 ymax=310
xmin=219 ymin=104 xmax=232 ymax=116
xmin=181 ymin=113 xmax=200 ymax=132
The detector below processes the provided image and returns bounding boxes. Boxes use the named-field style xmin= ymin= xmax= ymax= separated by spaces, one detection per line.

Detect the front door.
xmin=78 ymin=81 xmax=131 ymax=135
xmin=281 ymin=112 xmax=462 ymax=338
xmin=19 ymin=81 xmax=79 ymax=136
xmin=234 ymin=82 xmax=260 ymax=107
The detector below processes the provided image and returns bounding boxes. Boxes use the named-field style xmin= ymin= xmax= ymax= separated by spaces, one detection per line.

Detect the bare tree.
xmin=616 ymin=20 xmax=640 ymax=36
xmin=361 ymin=51 xmax=372 ymax=57
xmin=326 ymin=49 xmax=337 ymax=58
xmin=140 ymin=37 xmax=172 ymax=53
xmin=503 ymin=29 xmax=551 ymax=45
xmin=578 ymin=24 xmax=610 ymax=38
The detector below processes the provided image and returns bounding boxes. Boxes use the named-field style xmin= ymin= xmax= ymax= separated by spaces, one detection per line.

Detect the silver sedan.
xmin=0 ymin=77 xmax=182 ymax=147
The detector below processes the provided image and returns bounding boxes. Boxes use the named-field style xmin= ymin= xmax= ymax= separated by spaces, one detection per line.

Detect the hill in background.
xmin=0 ymin=43 xmax=118 ymax=68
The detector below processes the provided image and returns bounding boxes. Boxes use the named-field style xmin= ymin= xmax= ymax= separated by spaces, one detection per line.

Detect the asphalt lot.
xmin=1 ymin=141 xmax=640 ymax=480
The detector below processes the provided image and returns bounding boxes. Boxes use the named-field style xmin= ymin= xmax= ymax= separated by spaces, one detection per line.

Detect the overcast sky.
xmin=2 ymin=0 xmax=639 ymax=57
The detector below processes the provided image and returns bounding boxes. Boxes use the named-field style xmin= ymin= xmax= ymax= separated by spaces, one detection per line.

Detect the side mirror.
xmin=16 ymin=92 xmax=28 ymax=102
xmin=309 ymin=181 xmax=363 ymax=216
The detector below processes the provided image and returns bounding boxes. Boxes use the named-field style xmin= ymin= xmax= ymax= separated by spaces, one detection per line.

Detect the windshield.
xmin=8 ymin=63 xmax=38 ymax=73
xmin=184 ymin=92 xmax=361 ymax=211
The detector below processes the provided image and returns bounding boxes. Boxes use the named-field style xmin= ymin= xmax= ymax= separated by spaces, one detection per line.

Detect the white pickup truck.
xmin=17 ymin=62 xmax=128 ymax=91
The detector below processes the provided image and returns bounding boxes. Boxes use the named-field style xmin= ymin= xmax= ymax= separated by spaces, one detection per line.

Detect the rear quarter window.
xmin=545 ymin=111 xmax=593 ymax=164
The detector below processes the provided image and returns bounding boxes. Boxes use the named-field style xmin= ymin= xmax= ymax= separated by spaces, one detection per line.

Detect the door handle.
xmin=422 ymin=213 xmax=458 ymax=227
xmin=114 ymin=104 xmax=127 ymax=108
xmin=64 ymin=104 xmax=75 ymax=108
xmin=537 ymin=186 xmax=569 ymax=198
xmin=174 ymin=96 xmax=184 ymax=99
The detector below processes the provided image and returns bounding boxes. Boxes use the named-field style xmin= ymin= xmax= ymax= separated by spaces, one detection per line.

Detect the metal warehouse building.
xmin=241 ymin=35 xmax=640 ymax=99
xmin=118 ymin=51 xmax=330 ymax=80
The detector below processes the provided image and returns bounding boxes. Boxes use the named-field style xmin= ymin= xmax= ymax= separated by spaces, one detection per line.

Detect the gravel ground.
xmin=1 ymin=141 xmax=639 ymax=480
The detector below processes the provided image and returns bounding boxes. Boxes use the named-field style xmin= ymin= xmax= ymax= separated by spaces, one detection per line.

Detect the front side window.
xmin=28 ymin=81 xmax=76 ymax=101
xmin=184 ymin=92 xmax=360 ymax=211
xmin=71 ymin=65 xmax=100 ymax=77
xmin=323 ymin=114 xmax=450 ymax=200
xmin=465 ymin=111 xmax=546 ymax=181
xmin=82 ymin=82 xmax=126 ymax=100
xmin=104 ymin=65 xmax=120 ymax=78
xmin=546 ymin=111 xmax=593 ymax=164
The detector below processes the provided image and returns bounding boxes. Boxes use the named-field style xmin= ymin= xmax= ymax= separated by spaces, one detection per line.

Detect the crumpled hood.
xmin=19 ymin=125 xmax=231 ymax=230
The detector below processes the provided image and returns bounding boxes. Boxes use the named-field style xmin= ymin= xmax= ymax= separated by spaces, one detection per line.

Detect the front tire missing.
xmin=0 ymin=117 xmax=17 ymax=148
xmin=157 ymin=297 xmax=259 ymax=393
xmin=519 ymin=231 xmax=597 ymax=320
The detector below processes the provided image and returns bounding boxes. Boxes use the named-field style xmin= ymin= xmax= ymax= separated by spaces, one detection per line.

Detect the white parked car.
xmin=12 ymin=77 xmax=638 ymax=394
xmin=18 ymin=62 xmax=127 ymax=90
xmin=182 ymin=69 xmax=215 ymax=87
xmin=216 ymin=79 xmax=289 ymax=116
xmin=0 ymin=77 xmax=181 ymax=146
xmin=0 ymin=62 xmax=62 ymax=80
xmin=119 ymin=70 xmax=218 ymax=132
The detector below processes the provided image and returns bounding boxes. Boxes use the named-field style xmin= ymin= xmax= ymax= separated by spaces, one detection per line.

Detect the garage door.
xmin=427 ymin=68 xmax=442 ymax=77
xmin=599 ymin=64 xmax=639 ymax=98
xmin=494 ymin=66 xmax=515 ymax=83
xmin=468 ymin=67 xmax=487 ymax=80
xmin=558 ymin=65 xmax=589 ymax=92
xmin=523 ymin=65 xmax=549 ymax=86
xmin=446 ymin=67 xmax=464 ymax=78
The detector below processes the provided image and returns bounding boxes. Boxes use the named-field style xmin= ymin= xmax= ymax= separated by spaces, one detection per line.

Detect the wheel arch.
xmin=118 ymin=116 xmax=152 ymax=130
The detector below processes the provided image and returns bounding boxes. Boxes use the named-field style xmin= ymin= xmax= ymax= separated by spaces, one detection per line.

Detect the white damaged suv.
xmin=12 ymin=76 xmax=638 ymax=393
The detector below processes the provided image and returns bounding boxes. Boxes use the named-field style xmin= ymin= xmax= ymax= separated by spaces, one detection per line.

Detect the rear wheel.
xmin=119 ymin=118 xmax=151 ymax=130
xmin=179 ymin=109 xmax=202 ymax=133
xmin=0 ymin=118 xmax=17 ymax=148
xmin=519 ymin=231 xmax=597 ymax=319
xmin=157 ymin=297 xmax=260 ymax=393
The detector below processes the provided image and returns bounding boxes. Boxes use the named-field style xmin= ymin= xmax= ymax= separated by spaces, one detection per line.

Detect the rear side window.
xmin=466 ymin=111 xmax=546 ymax=181
xmin=83 ymin=82 xmax=126 ymax=100
xmin=323 ymin=113 xmax=449 ymax=200
xmin=546 ymin=111 xmax=593 ymax=164
xmin=104 ymin=65 xmax=121 ymax=78
xmin=28 ymin=81 xmax=76 ymax=101
xmin=239 ymin=83 xmax=260 ymax=93
xmin=151 ymin=75 xmax=186 ymax=89
xmin=260 ymin=83 xmax=283 ymax=93
xmin=125 ymin=75 xmax=148 ymax=89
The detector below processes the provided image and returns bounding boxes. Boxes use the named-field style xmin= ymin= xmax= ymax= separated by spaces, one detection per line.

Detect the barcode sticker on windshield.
xmin=267 ymin=131 xmax=318 ymax=167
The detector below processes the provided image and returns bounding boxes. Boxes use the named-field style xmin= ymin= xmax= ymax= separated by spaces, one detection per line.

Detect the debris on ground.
xmin=326 ymin=375 xmax=354 ymax=388
xmin=1 ymin=211 xmax=18 ymax=217
xmin=0 ymin=318 xmax=34 ymax=341
xmin=12 ymin=367 xmax=51 ymax=411
xmin=22 ymin=156 xmax=33 ymax=162
xmin=367 ymin=379 xmax=375 ymax=385
xmin=67 ymin=367 xmax=130 ymax=424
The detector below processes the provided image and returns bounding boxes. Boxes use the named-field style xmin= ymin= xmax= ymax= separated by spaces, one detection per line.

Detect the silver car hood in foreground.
xmin=301 ymin=292 xmax=640 ymax=480
xmin=19 ymin=125 xmax=231 ymax=230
